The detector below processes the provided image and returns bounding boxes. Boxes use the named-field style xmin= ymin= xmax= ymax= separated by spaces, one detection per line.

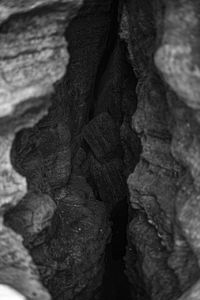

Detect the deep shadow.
xmin=101 ymin=200 xmax=132 ymax=300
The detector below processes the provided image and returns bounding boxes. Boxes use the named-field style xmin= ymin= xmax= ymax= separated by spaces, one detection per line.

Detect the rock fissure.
xmin=1 ymin=1 xmax=200 ymax=300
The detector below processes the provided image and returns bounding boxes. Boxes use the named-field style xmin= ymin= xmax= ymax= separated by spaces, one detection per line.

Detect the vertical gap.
xmin=89 ymin=0 xmax=119 ymax=121
xmin=101 ymin=199 xmax=132 ymax=300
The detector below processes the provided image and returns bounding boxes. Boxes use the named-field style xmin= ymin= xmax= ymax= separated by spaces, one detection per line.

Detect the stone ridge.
xmin=0 ymin=0 xmax=82 ymax=122
xmin=121 ymin=0 xmax=200 ymax=299
xmin=0 ymin=0 xmax=82 ymax=299
xmin=155 ymin=1 xmax=200 ymax=299
xmin=5 ymin=0 xmax=139 ymax=298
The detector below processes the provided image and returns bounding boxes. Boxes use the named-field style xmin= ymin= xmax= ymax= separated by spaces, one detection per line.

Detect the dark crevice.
xmin=101 ymin=200 xmax=132 ymax=300
xmin=2 ymin=1 xmax=200 ymax=300
xmin=89 ymin=0 xmax=120 ymax=121
xmin=3 ymin=0 xmax=143 ymax=299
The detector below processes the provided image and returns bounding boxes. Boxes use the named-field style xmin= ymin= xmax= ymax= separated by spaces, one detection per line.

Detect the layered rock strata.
xmin=4 ymin=0 xmax=141 ymax=298
xmin=3 ymin=1 xmax=200 ymax=300
xmin=0 ymin=0 xmax=82 ymax=299
xmin=4 ymin=0 xmax=135 ymax=299
xmin=121 ymin=0 xmax=200 ymax=299
xmin=156 ymin=1 xmax=200 ymax=299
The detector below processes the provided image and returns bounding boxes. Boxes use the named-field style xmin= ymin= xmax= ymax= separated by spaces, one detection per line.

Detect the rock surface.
xmin=5 ymin=0 xmax=140 ymax=298
xmin=5 ymin=0 xmax=124 ymax=299
xmin=0 ymin=0 xmax=82 ymax=299
xmin=121 ymin=0 xmax=200 ymax=299
xmin=2 ymin=0 xmax=200 ymax=300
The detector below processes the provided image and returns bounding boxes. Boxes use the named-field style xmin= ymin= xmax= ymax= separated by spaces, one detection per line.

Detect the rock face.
xmin=155 ymin=0 xmax=200 ymax=110
xmin=0 ymin=0 xmax=82 ymax=299
xmin=2 ymin=0 xmax=200 ymax=300
xmin=121 ymin=0 xmax=200 ymax=300
xmin=4 ymin=0 xmax=138 ymax=299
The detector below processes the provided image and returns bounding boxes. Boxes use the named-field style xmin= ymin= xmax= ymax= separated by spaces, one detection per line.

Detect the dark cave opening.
xmin=89 ymin=0 xmax=120 ymax=121
xmin=101 ymin=200 xmax=132 ymax=300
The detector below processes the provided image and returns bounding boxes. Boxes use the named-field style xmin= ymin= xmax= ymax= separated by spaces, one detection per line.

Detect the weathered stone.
xmin=155 ymin=0 xmax=200 ymax=109
xmin=127 ymin=74 xmax=182 ymax=257
xmin=0 ymin=226 xmax=50 ymax=300
xmin=56 ymin=0 xmax=114 ymax=138
xmin=121 ymin=1 xmax=200 ymax=299
xmin=120 ymin=120 xmax=141 ymax=176
xmin=120 ymin=0 xmax=158 ymax=77
xmin=4 ymin=0 xmax=200 ymax=299
xmin=0 ymin=284 xmax=25 ymax=300
xmin=0 ymin=134 xmax=26 ymax=210
xmin=3 ymin=1 xmax=121 ymax=299
xmin=90 ymin=155 xmax=127 ymax=211
xmin=11 ymin=120 xmax=71 ymax=195
xmin=0 ymin=0 xmax=82 ymax=24
xmin=153 ymin=2 xmax=200 ymax=299
xmin=127 ymin=212 xmax=181 ymax=300
xmin=168 ymin=229 xmax=200 ymax=291
xmin=0 ymin=0 xmax=82 ymax=299
xmin=94 ymin=41 xmax=137 ymax=126
xmin=0 ymin=0 xmax=82 ymax=122
xmin=5 ymin=192 xmax=56 ymax=248
xmin=30 ymin=175 xmax=110 ymax=299
xmin=83 ymin=112 xmax=121 ymax=161
xmin=177 ymin=279 xmax=200 ymax=300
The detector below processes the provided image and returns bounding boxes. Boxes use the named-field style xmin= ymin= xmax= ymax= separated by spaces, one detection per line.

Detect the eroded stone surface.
xmin=0 ymin=0 xmax=82 ymax=121
xmin=4 ymin=1 xmax=140 ymax=298
xmin=0 ymin=284 xmax=25 ymax=300
xmin=155 ymin=0 xmax=200 ymax=109
xmin=0 ymin=226 xmax=50 ymax=300
xmin=5 ymin=1 xmax=119 ymax=299
xmin=4 ymin=0 xmax=200 ymax=300
xmin=5 ymin=192 xmax=56 ymax=248
xmin=0 ymin=0 xmax=82 ymax=299
xmin=121 ymin=0 xmax=200 ymax=299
